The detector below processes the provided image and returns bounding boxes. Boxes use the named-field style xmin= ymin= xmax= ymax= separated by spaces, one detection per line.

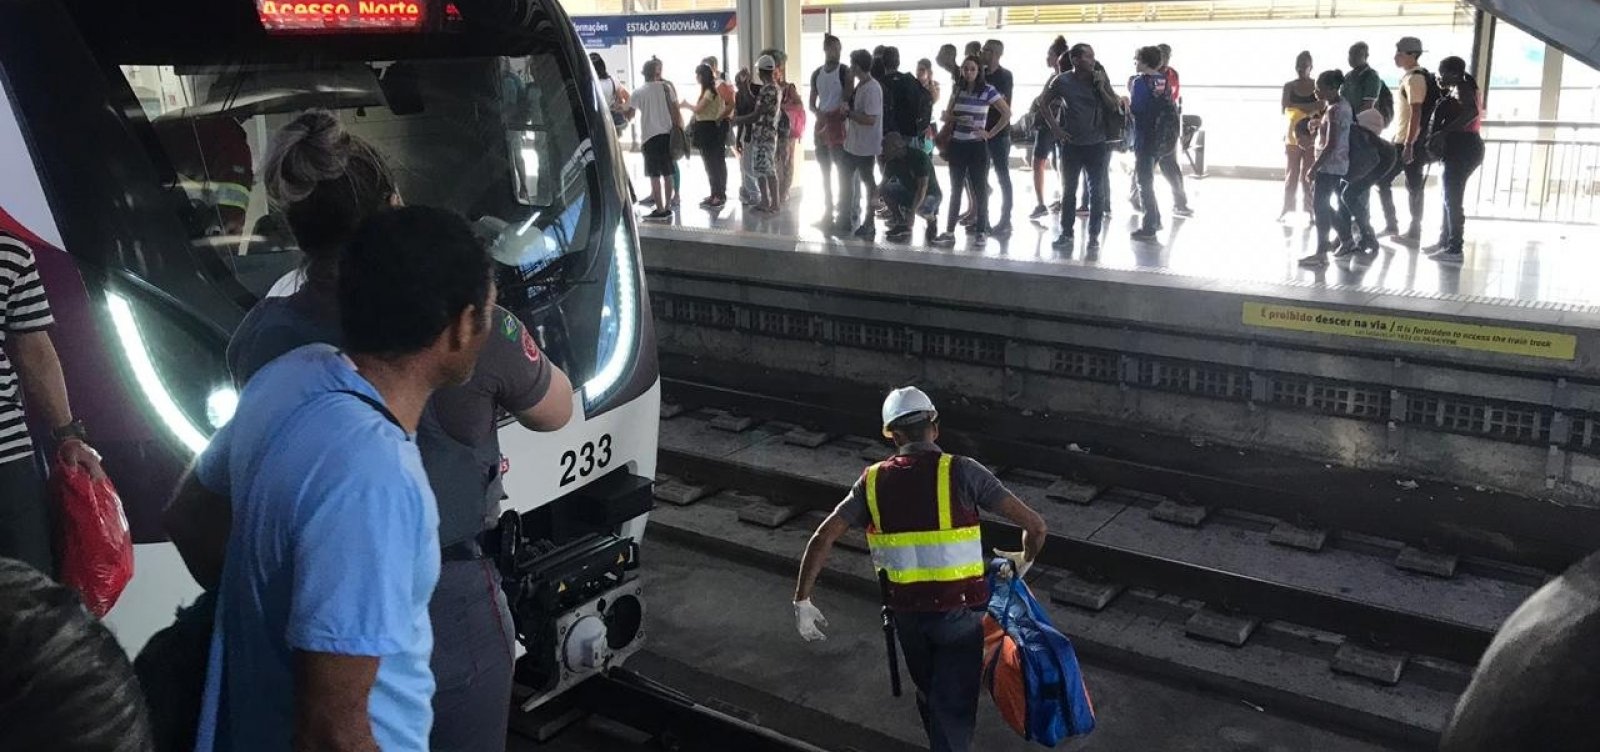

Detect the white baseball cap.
xmin=882 ymin=386 xmax=937 ymax=429
xmin=756 ymin=54 xmax=777 ymax=71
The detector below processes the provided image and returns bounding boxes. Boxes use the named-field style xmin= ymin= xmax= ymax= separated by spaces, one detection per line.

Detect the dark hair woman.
xmin=1029 ymin=35 xmax=1071 ymax=220
xmin=1425 ymin=56 xmax=1483 ymax=264
xmin=1281 ymin=50 xmax=1318 ymax=220
xmin=934 ymin=55 xmax=1010 ymax=246
xmin=682 ymin=63 xmax=729 ymax=208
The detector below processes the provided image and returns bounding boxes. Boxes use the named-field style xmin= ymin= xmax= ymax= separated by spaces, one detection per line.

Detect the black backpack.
xmin=1147 ymin=81 xmax=1180 ymax=157
xmin=1412 ymin=68 xmax=1445 ymax=161
xmin=1375 ymin=80 xmax=1395 ymax=127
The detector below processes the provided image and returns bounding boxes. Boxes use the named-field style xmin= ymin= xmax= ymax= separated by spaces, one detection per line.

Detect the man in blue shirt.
xmin=165 ymin=207 xmax=495 ymax=751
xmin=1128 ymin=45 xmax=1172 ymax=241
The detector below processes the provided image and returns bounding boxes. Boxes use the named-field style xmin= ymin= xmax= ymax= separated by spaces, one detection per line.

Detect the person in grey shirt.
xmin=1044 ymin=43 xmax=1120 ymax=252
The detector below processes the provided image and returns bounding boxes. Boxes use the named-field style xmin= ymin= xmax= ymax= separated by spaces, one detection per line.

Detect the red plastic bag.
xmin=52 ymin=451 xmax=133 ymax=616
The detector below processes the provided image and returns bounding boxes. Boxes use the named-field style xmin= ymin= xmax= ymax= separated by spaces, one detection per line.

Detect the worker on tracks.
xmin=792 ymin=386 xmax=1049 ymax=752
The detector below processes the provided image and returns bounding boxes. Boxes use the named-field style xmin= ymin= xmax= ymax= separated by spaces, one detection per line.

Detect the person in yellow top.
xmin=1280 ymin=51 xmax=1319 ymax=221
xmin=682 ymin=63 xmax=730 ymax=209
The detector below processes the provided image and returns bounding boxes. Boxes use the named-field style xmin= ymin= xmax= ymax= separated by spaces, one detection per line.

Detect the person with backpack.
xmin=1425 ymin=56 xmax=1485 ymax=265
xmin=1339 ymin=108 xmax=1398 ymax=256
xmin=1300 ymin=70 xmax=1357 ymax=268
xmin=1027 ymin=36 xmax=1069 ymax=222
xmin=590 ymin=53 xmax=630 ymax=132
xmin=791 ymin=387 xmax=1048 ymax=752
xmin=880 ymin=47 xmax=930 ymax=147
xmin=1378 ymin=36 xmax=1441 ymax=244
xmin=1128 ymin=45 xmax=1176 ymax=242
xmin=811 ymin=34 xmax=852 ymax=229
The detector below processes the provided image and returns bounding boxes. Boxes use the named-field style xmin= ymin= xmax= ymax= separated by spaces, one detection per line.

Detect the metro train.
xmin=0 ymin=0 xmax=657 ymax=710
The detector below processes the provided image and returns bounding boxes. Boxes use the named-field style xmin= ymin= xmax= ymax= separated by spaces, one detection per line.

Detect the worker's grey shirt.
xmin=834 ymin=441 xmax=1011 ymax=527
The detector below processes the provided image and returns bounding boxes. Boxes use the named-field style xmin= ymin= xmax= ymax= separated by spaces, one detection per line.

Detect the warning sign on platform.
xmin=1241 ymin=302 xmax=1577 ymax=360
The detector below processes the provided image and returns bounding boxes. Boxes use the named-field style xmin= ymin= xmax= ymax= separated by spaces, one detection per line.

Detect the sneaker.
xmin=1049 ymin=201 xmax=1063 ymax=213
xmin=1379 ymin=224 xmax=1399 ymax=238
xmin=930 ymin=233 xmax=957 ymax=247
xmin=1076 ymin=205 xmax=1090 ymax=216
xmin=1432 ymin=249 xmax=1464 ymax=264
xmin=853 ymin=224 xmax=877 ymax=240
xmin=886 ymin=227 xmax=912 ymax=242
xmin=991 ymin=221 xmax=1013 ymax=238
xmin=1297 ymin=253 xmax=1329 ymax=268
xmin=1029 ymin=205 xmax=1050 ymax=220
xmin=1173 ymin=206 xmax=1195 ymax=218
xmin=698 ymin=197 xmax=717 ymax=209
xmin=638 ymin=196 xmax=658 ymax=207
xmin=1332 ymin=240 xmax=1358 ymax=258
xmin=971 ymin=232 xmax=987 ymax=244
xmin=1051 ymin=233 xmax=1074 ymax=248
xmin=1422 ymin=240 xmax=1449 ymax=254
xmin=1398 ymin=227 xmax=1422 ymax=245
xmin=1131 ymin=227 xmax=1159 ymax=240
xmin=1086 ymin=237 xmax=1101 ymax=252
xmin=642 ymin=208 xmax=673 ymax=221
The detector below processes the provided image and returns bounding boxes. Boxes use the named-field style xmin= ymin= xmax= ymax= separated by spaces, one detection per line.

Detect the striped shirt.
xmin=0 ymin=234 xmax=55 ymax=465
xmin=950 ymin=84 xmax=1001 ymax=142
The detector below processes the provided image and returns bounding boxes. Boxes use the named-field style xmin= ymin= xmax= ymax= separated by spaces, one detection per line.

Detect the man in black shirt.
xmin=1044 ymin=43 xmax=1119 ymax=252
xmin=879 ymin=47 xmax=928 ymax=145
xmin=981 ymin=39 xmax=1015 ymax=236
xmin=880 ymin=133 xmax=942 ymax=243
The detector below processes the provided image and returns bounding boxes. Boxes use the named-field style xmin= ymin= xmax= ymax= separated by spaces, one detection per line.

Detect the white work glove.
xmin=994 ymin=549 xmax=1032 ymax=579
xmin=794 ymin=599 xmax=829 ymax=642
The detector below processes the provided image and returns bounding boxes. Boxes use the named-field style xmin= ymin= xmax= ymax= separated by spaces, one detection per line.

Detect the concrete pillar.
xmin=734 ymin=0 xmax=801 ymax=73
xmin=1533 ymin=45 xmax=1565 ymax=207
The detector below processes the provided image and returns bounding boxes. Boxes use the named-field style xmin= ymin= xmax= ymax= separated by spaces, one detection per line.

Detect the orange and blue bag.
xmin=981 ymin=560 xmax=1095 ymax=745
xmin=52 ymin=449 xmax=133 ymax=617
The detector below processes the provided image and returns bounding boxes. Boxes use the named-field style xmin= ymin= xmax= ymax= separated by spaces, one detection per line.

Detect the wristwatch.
xmin=51 ymin=418 xmax=88 ymax=444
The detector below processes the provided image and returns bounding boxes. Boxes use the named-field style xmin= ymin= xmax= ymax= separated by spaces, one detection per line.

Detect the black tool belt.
xmin=441 ymin=535 xmax=487 ymax=563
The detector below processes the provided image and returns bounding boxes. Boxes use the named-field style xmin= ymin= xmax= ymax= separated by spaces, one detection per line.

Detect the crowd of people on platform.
xmin=1284 ymin=38 xmax=1484 ymax=267
xmin=601 ymin=32 xmax=1489 ymax=265
xmin=601 ymin=36 xmax=1198 ymax=251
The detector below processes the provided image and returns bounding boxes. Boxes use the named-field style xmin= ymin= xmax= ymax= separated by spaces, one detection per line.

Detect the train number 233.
xmin=559 ymin=434 xmax=613 ymax=485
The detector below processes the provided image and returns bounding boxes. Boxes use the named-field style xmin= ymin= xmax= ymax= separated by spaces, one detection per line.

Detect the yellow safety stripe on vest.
xmin=868 ymin=532 xmax=985 ymax=577
xmin=936 ymin=454 xmax=953 ymax=530
xmin=868 ymin=525 xmax=982 ymax=548
xmin=882 ymin=561 xmax=988 ymax=584
xmin=865 ymin=463 xmax=882 ymax=531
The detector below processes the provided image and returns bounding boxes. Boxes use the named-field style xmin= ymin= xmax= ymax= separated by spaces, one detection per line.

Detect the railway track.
xmin=646 ymin=377 xmax=1551 ymax=746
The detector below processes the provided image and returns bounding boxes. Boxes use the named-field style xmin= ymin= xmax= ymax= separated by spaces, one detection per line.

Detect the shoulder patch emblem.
xmin=520 ymin=326 xmax=542 ymax=364
xmin=500 ymin=313 xmax=520 ymax=341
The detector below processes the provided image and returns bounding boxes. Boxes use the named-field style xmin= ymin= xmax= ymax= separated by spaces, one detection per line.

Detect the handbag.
xmin=981 ymin=560 xmax=1097 ymax=745
xmin=670 ymin=124 xmax=690 ymax=160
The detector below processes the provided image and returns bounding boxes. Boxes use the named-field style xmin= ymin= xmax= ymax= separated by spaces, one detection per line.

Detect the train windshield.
xmin=94 ymin=32 xmax=614 ymax=436
xmin=123 ymin=54 xmax=596 ymax=300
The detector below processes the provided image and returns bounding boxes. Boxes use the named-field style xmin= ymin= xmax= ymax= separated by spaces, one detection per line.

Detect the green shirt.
xmin=1341 ymin=66 xmax=1381 ymax=111
xmin=884 ymin=148 xmax=940 ymax=195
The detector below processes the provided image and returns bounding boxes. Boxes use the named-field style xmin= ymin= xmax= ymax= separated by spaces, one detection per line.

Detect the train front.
xmin=0 ymin=0 xmax=657 ymax=706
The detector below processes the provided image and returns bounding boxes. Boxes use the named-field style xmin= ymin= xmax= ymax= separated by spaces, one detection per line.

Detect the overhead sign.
xmin=256 ymin=1 xmax=461 ymax=32
xmin=1242 ymin=302 xmax=1577 ymax=360
xmin=572 ymin=12 xmax=737 ymax=49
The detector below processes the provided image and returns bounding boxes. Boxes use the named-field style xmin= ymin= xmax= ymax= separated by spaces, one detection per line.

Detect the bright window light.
xmin=107 ymin=292 xmax=209 ymax=454
xmin=582 ymin=222 xmax=639 ymax=406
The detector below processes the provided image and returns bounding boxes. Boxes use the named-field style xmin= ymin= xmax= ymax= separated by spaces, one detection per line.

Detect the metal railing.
xmin=1469 ymin=121 xmax=1600 ymax=224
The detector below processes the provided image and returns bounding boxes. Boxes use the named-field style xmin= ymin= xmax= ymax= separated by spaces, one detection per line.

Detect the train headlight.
xmin=582 ymin=221 xmax=639 ymax=410
xmin=107 ymin=292 xmax=211 ymax=454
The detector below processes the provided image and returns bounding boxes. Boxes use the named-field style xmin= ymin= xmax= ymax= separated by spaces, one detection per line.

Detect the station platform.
xmin=634 ymin=152 xmax=1600 ymax=503
xmin=634 ymin=152 xmax=1600 ymax=374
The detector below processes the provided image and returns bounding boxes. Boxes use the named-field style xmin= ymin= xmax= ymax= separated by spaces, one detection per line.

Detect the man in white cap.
xmin=792 ymin=386 xmax=1048 ymax=752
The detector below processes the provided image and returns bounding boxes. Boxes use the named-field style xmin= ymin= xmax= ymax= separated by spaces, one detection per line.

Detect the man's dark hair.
xmin=1442 ymin=550 xmax=1600 ymax=751
xmin=0 ymin=558 xmax=153 ymax=752
xmin=1048 ymin=35 xmax=1068 ymax=57
xmin=1317 ymin=69 xmax=1347 ymax=90
xmin=1136 ymin=46 xmax=1163 ymax=70
xmin=823 ymin=33 xmax=840 ymax=49
xmin=589 ymin=53 xmax=608 ymax=79
xmin=1070 ymin=43 xmax=1093 ymax=60
xmin=964 ymin=40 xmax=982 ymax=56
xmin=888 ymin=412 xmax=938 ymax=443
xmin=1439 ymin=55 xmax=1467 ymax=76
xmin=850 ymin=49 xmax=873 ymax=75
xmin=881 ymin=46 xmax=901 ymax=71
xmin=983 ymin=39 xmax=1004 ymax=54
xmin=340 ymin=206 xmax=491 ymax=357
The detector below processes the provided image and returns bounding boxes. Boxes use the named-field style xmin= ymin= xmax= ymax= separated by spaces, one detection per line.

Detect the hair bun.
xmin=263 ymin=109 xmax=353 ymax=206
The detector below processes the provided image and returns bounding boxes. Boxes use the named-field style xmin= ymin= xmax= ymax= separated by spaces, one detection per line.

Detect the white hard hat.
xmin=882 ymin=386 xmax=937 ymax=429
xmin=756 ymin=54 xmax=777 ymax=71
